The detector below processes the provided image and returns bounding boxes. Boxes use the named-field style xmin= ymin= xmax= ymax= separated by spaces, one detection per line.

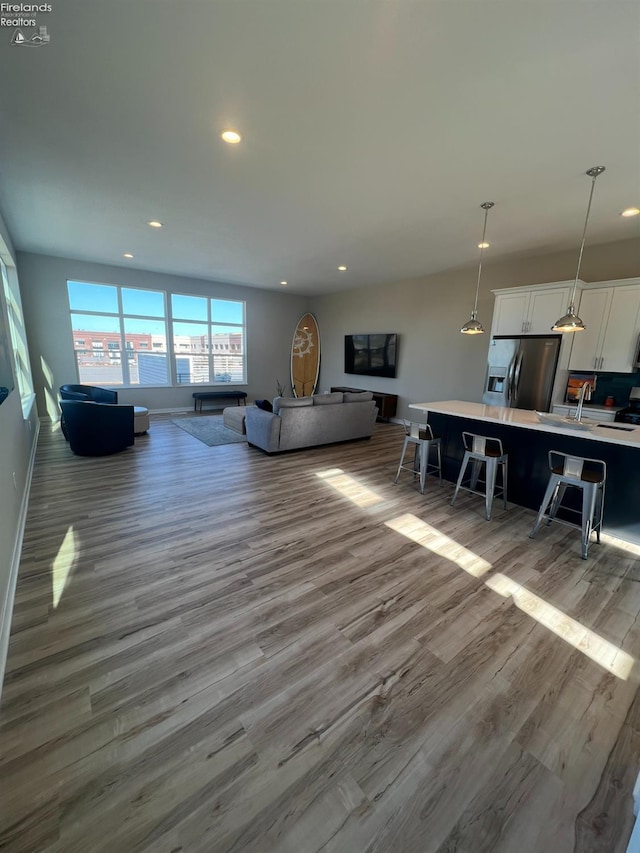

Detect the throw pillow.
xmin=343 ymin=391 xmax=374 ymax=403
xmin=313 ymin=392 xmax=343 ymax=405
xmin=255 ymin=399 xmax=273 ymax=412
xmin=272 ymin=395 xmax=314 ymax=414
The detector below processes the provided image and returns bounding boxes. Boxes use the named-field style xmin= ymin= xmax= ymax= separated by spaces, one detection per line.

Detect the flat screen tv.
xmin=344 ymin=333 xmax=398 ymax=379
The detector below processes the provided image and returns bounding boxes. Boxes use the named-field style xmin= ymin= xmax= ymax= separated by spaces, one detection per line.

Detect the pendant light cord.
xmin=569 ymin=167 xmax=604 ymax=310
xmin=473 ymin=202 xmax=493 ymax=317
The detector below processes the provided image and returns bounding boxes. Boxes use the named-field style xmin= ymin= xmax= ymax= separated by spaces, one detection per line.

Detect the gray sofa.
xmin=245 ymin=391 xmax=378 ymax=453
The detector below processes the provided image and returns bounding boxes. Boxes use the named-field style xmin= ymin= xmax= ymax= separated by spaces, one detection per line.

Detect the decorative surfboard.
xmin=291 ymin=313 xmax=320 ymax=398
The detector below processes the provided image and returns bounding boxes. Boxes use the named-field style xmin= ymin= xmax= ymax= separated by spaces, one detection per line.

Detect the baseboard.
xmin=0 ymin=418 xmax=40 ymax=697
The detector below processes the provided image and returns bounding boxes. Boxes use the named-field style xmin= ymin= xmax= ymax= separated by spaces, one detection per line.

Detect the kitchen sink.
xmin=596 ymin=423 xmax=636 ymax=431
xmin=535 ymin=412 xmax=597 ymax=431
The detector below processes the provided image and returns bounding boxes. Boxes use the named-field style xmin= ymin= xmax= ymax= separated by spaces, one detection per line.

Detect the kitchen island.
xmin=409 ymin=400 xmax=640 ymax=546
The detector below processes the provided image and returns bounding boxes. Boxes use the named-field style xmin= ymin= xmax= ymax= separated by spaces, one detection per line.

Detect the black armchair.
xmin=59 ymin=385 xmax=118 ymax=439
xmin=60 ymin=400 xmax=134 ymax=456
xmin=59 ymin=384 xmax=118 ymax=403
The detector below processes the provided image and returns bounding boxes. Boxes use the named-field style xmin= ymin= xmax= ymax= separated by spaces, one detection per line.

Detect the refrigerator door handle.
xmin=512 ymin=351 xmax=524 ymax=404
xmin=506 ymin=356 xmax=516 ymax=404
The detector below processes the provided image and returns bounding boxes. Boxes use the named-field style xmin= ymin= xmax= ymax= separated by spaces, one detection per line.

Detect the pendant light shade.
xmin=460 ymin=202 xmax=494 ymax=335
xmin=552 ymin=166 xmax=605 ymax=332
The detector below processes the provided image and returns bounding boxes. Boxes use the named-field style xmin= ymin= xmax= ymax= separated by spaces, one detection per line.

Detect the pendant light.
xmin=460 ymin=202 xmax=494 ymax=335
xmin=552 ymin=166 xmax=605 ymax=332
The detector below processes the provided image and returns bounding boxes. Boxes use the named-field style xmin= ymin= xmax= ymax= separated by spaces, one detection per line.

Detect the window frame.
xmin=171 ymin=293 xmax=247 ymax=387
xmin=67 ymin=280 xmax=247 ymax=389
xmin=1 ymin=255 xmax=35 ymax=416
xmin=68 ymin=281 xmax=171 ymax=388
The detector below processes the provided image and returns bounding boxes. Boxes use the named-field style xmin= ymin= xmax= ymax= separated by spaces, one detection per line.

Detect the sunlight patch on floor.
xmin=598 ymin=532 xmax=640 ymax=558
xmin=487 ymin=572 xmax=634 ymax=680
xmin=52 ymin=525 xmax=77 ymax=609
xmin=386 ymin=513 xmax=635 ymax=680
xmin=385 ymin=513 xmax=492 ymax=577
xmin=40 ymin=356 xmax=61 ymax=421
xmin=315 ymin=468 xmax=385 ymax=508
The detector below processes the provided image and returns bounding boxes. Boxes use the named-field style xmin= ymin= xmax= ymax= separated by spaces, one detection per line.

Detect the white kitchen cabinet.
xmin=491 ymin=282 xmax=574 ymax=336
xmin=568 ymin=280 xmax=640 ymax=373
xmin=551 ymin=404 xmax=617 ymax=422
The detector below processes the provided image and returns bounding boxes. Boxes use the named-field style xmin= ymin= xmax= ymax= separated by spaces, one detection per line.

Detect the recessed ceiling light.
xmin=280 ymin=281 xmax=288 ymax=286
xmin=221 ymin=130 xmax=242 ymax=144
xmin=123 ymin=253 xmax=134 ymax=259
xmin=147 ymin=220 xmax=163 ymax=228
xmin=338 ymin=265 xmax=347 ymax=271
xmin=621 ymin=207 xmax=640 ymax=217
xmin=478 ymin=242 xmax=490 ymax=249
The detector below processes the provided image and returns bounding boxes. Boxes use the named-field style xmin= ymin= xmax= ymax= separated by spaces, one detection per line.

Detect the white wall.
xmin=311 ymin=238 xmax=640 ymax=420
xmin=17 ymin=252 xmax=309 ymax=417
xmin=0 ymin=213 xmax=39 ymax=692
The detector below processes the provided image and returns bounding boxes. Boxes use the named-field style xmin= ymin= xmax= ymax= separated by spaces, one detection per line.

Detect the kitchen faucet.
xmin=575 ymin=381 xmax=592 ymax=422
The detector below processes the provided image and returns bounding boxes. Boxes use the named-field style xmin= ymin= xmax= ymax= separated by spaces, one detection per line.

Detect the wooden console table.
xmin=331 ymin=387 xmax=398 ymax=422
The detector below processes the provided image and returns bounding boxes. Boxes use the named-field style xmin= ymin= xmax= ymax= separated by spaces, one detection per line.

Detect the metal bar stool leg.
xmin=413 ymin=444 xmax=420 ymax=475
xmin=393 ymin=436 xmax=411 ymax=485
xmin=501 ymin=457 xmax=508 ymax=508
xmin=418 ymin=441 xmax=428 ymax=494
xmin=581 ymin=482 xmax=599 ymax=559
xmin=451 ymin=451 xmax=471 ymax=507
xmin=530 ymin=476 xmax=559 ymax=538
xmin=469 ymin=458 xmax=483 ymax=491
xmin=485 ymin=457 xmax=498 ymax=521
xmin=594 ymin=482 xmax=605 ymax=543
xmin=546 ymin=482 xmax=564 ymax=524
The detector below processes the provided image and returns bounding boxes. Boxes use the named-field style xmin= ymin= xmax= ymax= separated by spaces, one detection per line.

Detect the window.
xmin=171 ymin=295 xmax=245 ymax=384
xmin=67 ymin=282 xmax=246 ymax=388
xmin=1 ymin=256 xmax=34 ymax=414
xmin=67 ymin=282 xmax=169 ymax=387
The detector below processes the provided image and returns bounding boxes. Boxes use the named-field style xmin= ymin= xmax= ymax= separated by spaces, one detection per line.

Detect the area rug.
xmin=171 ymin=415 xmax=247 ymax=447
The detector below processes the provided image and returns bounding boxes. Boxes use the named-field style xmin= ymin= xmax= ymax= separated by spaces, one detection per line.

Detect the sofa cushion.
xmin=313 ymin=392 xmax=343 ymax=405
xmin=273 ymin=395 xmax=313 ymax=415
xmin=343 ymin=391 xmax=374 ymax=403
xmin=255 ymin=399 xmax=273 ymax=412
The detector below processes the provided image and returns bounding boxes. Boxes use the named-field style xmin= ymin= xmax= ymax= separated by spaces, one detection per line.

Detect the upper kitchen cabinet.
xmin=568 ymin=279 xmax=640 ymax=373
xmin=491 ymin=282 xmax=575 ymax=336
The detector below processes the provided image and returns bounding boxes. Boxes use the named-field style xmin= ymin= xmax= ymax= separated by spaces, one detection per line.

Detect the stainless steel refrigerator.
xmin=482 ymin=335 xmax=561 ymax=411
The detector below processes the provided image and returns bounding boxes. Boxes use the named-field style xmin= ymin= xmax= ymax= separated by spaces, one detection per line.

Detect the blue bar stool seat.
xmin=393 ymin=420 xmax=442 ymax=494
xmin=529 ymin=450 xmax=606 ymax=559
xmin=450 ymin=432 xmax=508 ymax=521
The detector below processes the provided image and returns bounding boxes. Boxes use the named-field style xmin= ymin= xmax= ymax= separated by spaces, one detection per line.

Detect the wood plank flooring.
xmin=1 ymin=413 xmax=639 ymax=852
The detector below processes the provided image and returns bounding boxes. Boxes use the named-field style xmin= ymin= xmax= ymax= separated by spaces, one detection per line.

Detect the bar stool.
xmin=529 ymin=451 xmax=606 ymax=560
xmin=393 ymin=420 xmax=442 ymax=494
xmin=450 ymin=432 xmax=508 ymax=521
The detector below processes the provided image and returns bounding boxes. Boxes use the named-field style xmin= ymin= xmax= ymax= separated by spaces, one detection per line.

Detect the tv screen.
xmin=345 ymin=333 xmax=398 ymax=379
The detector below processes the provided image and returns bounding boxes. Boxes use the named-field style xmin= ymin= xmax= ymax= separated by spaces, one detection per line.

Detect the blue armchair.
xmin=60 ymin=400 xmax=134 ymax=456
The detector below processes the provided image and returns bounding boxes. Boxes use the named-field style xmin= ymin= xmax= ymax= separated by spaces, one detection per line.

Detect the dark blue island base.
xmin=427 ymin=411 xmax=640 ymax=547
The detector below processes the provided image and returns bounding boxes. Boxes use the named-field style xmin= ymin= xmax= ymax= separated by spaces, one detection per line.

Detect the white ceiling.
xmin=0 ymin=0 xmax=638 ymax=294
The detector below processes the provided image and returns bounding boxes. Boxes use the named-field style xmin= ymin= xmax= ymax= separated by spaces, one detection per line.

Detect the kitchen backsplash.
xmin=566 ymin=370 xmax=640 ymax=407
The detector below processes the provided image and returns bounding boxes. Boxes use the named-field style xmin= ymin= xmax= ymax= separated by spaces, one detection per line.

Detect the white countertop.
xmin=408 ymin=400 xmax=640 ymax=449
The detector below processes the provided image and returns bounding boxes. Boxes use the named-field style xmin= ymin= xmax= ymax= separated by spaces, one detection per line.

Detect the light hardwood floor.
xmin=1 ymin=414 xmax=639 ymax=852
